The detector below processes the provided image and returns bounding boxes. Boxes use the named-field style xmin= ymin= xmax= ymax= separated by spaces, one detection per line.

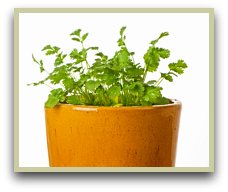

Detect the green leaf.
xmin=143 ymin=47 xmax=160 ymax=72
xmin=32 ymin=54 xmax=39 ymax=64
xmin=169 ymin=71 xmax=178 ymax=77
xmin=125 ymin=67 xmax=144 ymax=78
xmin=169 ymin=60 xmax=188 ymax=74
xmin=150 ymin=32 xmax=169 ymax=45
xmin=85 ymin=80 xmax=100 ymax=91
xmin=70 ymin=29 xmax=82 ymax=37
xmin=32 ymin=55 xmax=45 ymax=73
xmin=43 ymin=45 xmax=60 ymax=55
xmin=39 ymin=60 xmax=45 ymax=73
xmin=87 ymin=47 xmax=99 ymax=51
xmin=161 ymin=73 xmax=173 ymax=82
xmin=157 ymin=48 xmax=170 ymax=59
xmin=72 ymin=37 xmax=81 ymax=42
xmin=62 ymin=78 xmax=75 ymax=90
xmin=154 ymin=97 xmax=170 ymax=105
xmin=82 ymin=33 xmax=89 ymax=41
xmin=70 ymin=49 xmax=79 ymax=59
xmin=54 ymin=53 xmax=67 ymax=66
xmin=117 ymin=38 xmax=125 ymax=47
xmin=120 ymin=26 xmax=126 ymax=36
xmin=147 ymin=80 xmax=157 ymax=85
xmin=66 ymin=95 xmax=80 ymax=105
xmin=50 ymin=88 xmax=66 ymax=102
xmin=54 ymin=57 xmax=63 ymax=66
xmin=77 ymin=74 xmax=90 ymax=87
xmin=159 ymin=32 xmax=169 ymax=39
xmin=129 ymin=82 xmax=145 ymax=96
xmin=30 ymin=27 xmax=187 ymax=107
xmin=115 ymin=48 xmax=131 ymax=69
xmin=96 ymin=52 xmax=104 ymax=57
xmin=42 ymin=45 xmax=52 ymax=51
xmin=45 ymin=50 xmax=55 ymax=55
xmin=53 ymin=46 xmax=60 ymax=53
xmin=45 ymin=95 xmax=59 ymax=108
xmin=143 ymin=86 xmax=162 ymax=104
xmin=49 ymin=66 xmax=68 ymax=84
xmin=108 ymin=85 xmax=121 ymax=97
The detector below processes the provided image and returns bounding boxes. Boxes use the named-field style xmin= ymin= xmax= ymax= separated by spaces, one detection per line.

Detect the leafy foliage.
xmin=29 ymin=27 xmax=188 ymax=107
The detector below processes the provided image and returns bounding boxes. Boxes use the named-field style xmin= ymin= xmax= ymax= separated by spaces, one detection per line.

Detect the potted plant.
xmin=29 ymin=26 xmax=187 ymax=167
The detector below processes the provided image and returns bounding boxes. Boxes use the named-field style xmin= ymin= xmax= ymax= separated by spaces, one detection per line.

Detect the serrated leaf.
xmin=157 ymin=48 xmax=170 ymax=59
xmin=70 ymin=29 xmax=82 ymax=37
xmin=50 ymin=88 xmax=66 ymax=102
xmin=95 ymin=52 xmax=103 ymax=57
xmin=54 ymin=57 xmax=63 ymax=66
xmin=70 ymin=49 xmax=79 ymax=59
xmin=85 ymin=80 xmax=100 ymax=91
xmin=117 ymin=38 xmax=124 ymax=47
xmin=143 ymin=86 xmax=162 ymax=104
xmin=154 ymin=97 xmax=170 ymax=105
xmin=62 ymin=78 xmax=75 ymax=90
xmin=161 ymin=73 xmax=173 ymax=82
xmin=159 ymin=32 xmax=169 ymax=39
xmin=87 ymin=46 xmax=99 ymax=51
xmin=66 ymin=95 xmax=80 ymax=105
xmin=45 ymin=95 xmax=59 ymax=108
xmin=169 ymin=60 xmax=187 ymax=75
xmin=143 ymin=47 xmax=160 ymax=72
xmin=39 ymin=60 xmax=45 ymax=72
xmin=120 ymin=26 xmax=126 ymax=36
xmin=116 ymin=48 xmax=130 ymax=68
xmin=125 ymin=67 xmax=144 ymax=78
xmin=42 ymin=45 xmax=52 ymax=51
xmin=53 ymin=46 xmax=60 ymax=53
xmin=129 ymin=82 xmax=145 ymax=96
xmin=108 ymin=85 xmax=121 ymax=97
xmin=150 ymin=32 xmax=169 ymax=45
xmin=72 ymin=37 xmax=81 ymax=42
xmin=45 ymin=50 xmax=55 ymax=55
xmin=82 ymin=33 xmax=89 ymax=41
xmin=77 ymin=74 xmax=90 ymax=87
xmin=54 ymin=53 xmax=66 ymax=66
xmin=49 ymin=66 xmax=68 ymax=84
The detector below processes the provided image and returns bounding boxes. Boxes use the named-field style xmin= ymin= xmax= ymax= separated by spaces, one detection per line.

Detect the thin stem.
xmin=131 ymin=55 xmax=136 ymax=65
xmin=44 ymin=83 xmax=53 ymax=89
xmin=142 ymin=67 xmax=148 ymax=82
xmin=34 ymin=61 xmax=50 ymax=75
xmin=155 ymin=78 xmax=164 ymax=87
xmin=155 ymin=70 xmax=171 ymax=87
xmin=81 ymin=41 xmax=90 ymax=70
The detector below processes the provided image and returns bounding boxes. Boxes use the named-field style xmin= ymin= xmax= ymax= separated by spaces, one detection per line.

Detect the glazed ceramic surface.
xmin=45 ymin=100 xmax=181 ymax=167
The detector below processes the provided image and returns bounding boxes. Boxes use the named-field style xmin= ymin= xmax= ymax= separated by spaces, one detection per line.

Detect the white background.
xmin=19 ymin=12 xmax=209 ymax=167
xmin=0 ymin=0 xmax=227 ymax=191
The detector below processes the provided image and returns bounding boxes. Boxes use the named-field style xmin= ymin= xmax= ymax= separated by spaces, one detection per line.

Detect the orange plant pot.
xmin=45 ymin=100 xmax=181 ymax=167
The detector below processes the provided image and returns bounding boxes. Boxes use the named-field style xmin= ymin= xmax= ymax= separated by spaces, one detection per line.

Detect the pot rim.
xmin=45 ymin=99 xmax=181 ymax=110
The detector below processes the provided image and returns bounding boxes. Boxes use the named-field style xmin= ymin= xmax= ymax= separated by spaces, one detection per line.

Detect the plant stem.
xmin=44 ymin=83 xmax=53 ymax=89
xmin=155 ymin=78 xmax=164 ymax=87
xmin=142 ymin=67 xmax=148 ymax=82
xmin=131 ymin=55 xmax=136 ymax=65
xmin=81 ymin=41 xmax=90 ymax=70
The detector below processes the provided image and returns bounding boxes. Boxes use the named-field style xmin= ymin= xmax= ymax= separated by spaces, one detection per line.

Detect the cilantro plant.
xmin=29 ymin=27 xmax=187 ymax=107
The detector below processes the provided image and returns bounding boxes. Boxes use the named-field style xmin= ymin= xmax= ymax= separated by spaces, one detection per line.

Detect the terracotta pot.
xmin=45 ymin=99 xmax=181 ymax=167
